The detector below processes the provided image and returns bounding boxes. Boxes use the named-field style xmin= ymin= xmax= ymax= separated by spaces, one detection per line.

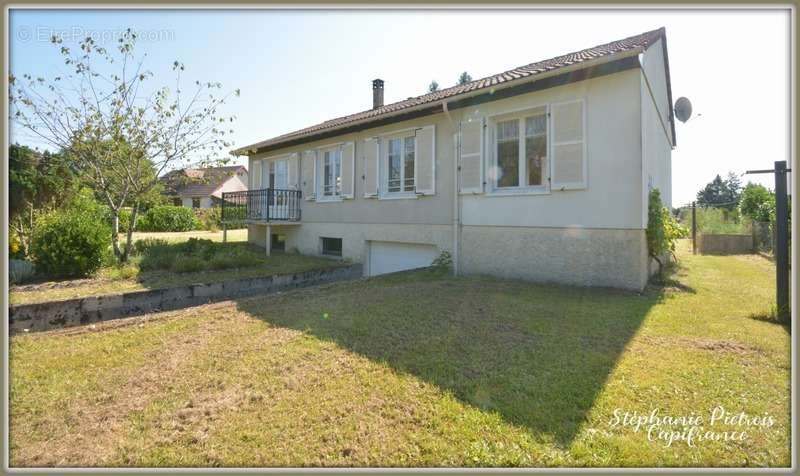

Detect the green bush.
xmin=194 ymin=207 xmax=222 ymax=231
xmin=647 ymin=189 xmax=688 ymax=274
xmin=133 ymin=238 xmax=169 ymax=255
xmin=137 ymin=206 xmax=200 ymax=232
xmin=31 ymin=196 xmax=111 ymax=278
xmin=138 ymin=238 xmax=266 ymax=274
xmin=679 ymin=206 xmax=750 ymax=234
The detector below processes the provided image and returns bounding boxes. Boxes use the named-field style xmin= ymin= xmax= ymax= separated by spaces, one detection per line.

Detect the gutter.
xmin=232 ymin=48 xmax=645 ymax=157
xmin=442 ymin=99 xmax=460 ymax=276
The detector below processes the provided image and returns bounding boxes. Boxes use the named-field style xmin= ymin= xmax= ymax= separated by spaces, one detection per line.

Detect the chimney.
xmin=372 ymin=79 xmax=384 ymax=109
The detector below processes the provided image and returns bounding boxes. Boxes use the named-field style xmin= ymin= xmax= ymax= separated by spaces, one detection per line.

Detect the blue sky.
xmin=9 ymin=8 xmax=791 ymax=205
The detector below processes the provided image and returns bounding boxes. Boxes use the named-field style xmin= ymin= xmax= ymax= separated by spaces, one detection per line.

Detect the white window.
xmin=385 ymin=135 xmax=415 ymax=195
xmin=492 ymin=107 xmax=548 ymax=191
xmin=322 ymin=148 xmax=342 ymax=197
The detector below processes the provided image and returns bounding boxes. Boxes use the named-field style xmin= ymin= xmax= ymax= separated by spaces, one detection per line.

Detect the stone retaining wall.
xmin=9 ymin=264 xmax=363 ymax=334
xmin=698 ymin=234 xmax=754 ymax=255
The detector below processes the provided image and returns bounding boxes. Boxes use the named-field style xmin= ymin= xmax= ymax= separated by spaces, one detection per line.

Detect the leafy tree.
xmin=9 ymin=144 xmax=78 ymax=256
xmin=696 ymin=172 xmax=742 ymax=211
xmin=740 ymin=182 xmax=775 ymax=223
xmin=10 ymin=29 xmax=238 ymax=262
xmin=457 ymin=72 xmax=472 ymax=85
xmin=428 ymin=80 xmax=439 ymax=93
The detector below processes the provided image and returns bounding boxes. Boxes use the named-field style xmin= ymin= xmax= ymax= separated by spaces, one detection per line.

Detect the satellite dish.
xmin=674 ymin=97 xmax=693 ymax=123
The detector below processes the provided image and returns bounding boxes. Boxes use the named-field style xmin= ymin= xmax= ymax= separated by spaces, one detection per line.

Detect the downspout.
xmin=443 ymin=99 xmax=460 ymax=276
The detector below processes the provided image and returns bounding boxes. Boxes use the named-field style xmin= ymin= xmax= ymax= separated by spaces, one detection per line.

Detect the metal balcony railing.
xmin=221 ymin=189 xmax=302 ymax=224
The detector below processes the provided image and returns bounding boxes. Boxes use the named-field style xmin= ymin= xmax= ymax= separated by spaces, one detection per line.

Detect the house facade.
xmin=161 ymin=165 xmax=248 ymax=208
xmin=231 ymin=28 xmax=675 ymax=290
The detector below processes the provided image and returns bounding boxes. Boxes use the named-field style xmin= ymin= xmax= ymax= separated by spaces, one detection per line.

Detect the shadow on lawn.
xmin=234 ymin=269 xmax=677 ymax=447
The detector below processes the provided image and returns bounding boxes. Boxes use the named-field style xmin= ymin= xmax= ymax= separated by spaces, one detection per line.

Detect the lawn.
xmin=9 ymin=242 xmax=789 ymax=467
xmin=9 ymin=238 xmax=344 ymax=305
xmin=124 ymin=229 xmax=248 ymax=243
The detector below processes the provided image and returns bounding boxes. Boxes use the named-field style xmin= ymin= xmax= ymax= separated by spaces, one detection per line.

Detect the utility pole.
xmin=746 ymin=161 xmax=791 ymax=322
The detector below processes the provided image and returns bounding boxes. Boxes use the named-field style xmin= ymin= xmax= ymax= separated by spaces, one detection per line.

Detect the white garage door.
xmin=368 ymin=241 xmax=438 ymax=277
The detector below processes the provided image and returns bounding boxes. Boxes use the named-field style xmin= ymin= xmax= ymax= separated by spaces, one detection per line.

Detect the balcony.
xmin=221 ymin=189 xmax=302 ymax=224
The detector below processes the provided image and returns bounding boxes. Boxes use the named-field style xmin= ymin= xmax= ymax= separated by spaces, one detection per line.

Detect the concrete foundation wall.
xmin=10 ymin=265 xmax=362 ymax=334
xmin=251 ymin=222 xmax=453 ymax=267
xmin=250 ymin=223 xmax=649 ymax=290
xmin=459 ymin=225 xmax=649 ymax=290
xmin=698 ymin=234 xmax=754 ymax=255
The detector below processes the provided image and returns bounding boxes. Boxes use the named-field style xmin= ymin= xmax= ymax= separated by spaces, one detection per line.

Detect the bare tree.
xmin=10 ymin=29 xmax=239 ymax=261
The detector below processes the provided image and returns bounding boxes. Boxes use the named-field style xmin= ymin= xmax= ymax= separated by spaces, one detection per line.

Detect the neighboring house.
xmin=161 ymin=165 xmax=248 ymax=208
xmin=230 ymin=28 xmax=675 ymax=290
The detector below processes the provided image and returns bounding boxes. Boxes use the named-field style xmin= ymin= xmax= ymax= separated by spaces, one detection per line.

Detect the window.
xmin=386 ymin=135 xmax=415 ymax=193
xmin=192 ymin=198 xmax=201 ymax=208
xmin=271 ymin=234 xmax=286 ymax=252
xmin=173 ymin=197 xmax=182 ymax=206
xmin=321 ymin=237 xmax=342 ymax=257
xmin=323 ymin=149 xmax=342 ymax=197
xmin=494 ymin=108 xmax=548 ymax=190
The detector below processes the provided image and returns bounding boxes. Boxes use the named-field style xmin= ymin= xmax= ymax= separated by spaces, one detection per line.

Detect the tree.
xmin=10 ymin=29 xmax=239 ymax=262
xmin=740 ymin=182 xmax=775 ymax=222
xmin=428 ymin=80 xmax=439 ymax=93
xmin=9 ymin=144 xmax=78 ymax=257
xmin=457 ymin=72 xmax=472 ymax=85
xmin=696 ymin=172 xmax=742 ymax=211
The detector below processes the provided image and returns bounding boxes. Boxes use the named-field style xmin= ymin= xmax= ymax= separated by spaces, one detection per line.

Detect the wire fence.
xmin=673 ymin=204 xmax=777 ymax=254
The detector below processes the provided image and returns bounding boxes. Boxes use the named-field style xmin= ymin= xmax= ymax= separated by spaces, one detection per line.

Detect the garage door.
xmin=368 ymin=241 xmax=438 ymax=277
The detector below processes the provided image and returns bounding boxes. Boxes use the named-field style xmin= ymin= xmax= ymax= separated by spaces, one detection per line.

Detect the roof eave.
xmin=231 ymin=47 xmax=645 ymax=157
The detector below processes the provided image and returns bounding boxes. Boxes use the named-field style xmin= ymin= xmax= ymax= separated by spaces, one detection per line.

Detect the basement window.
xmin=321 ymin=237 xmax=342 ymax=257
xmin=271 ymin=234 xmax=286 ymax=252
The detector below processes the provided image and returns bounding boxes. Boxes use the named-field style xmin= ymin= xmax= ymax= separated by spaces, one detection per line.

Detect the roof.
xmin=161 ymin=165 xmax=247 ymax=198
xmin=233 ymin=27 xmax=671 ymax=155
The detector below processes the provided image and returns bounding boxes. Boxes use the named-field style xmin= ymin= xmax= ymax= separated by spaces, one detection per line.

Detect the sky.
xmin=9 ymin=8 xmax=792 ymax=206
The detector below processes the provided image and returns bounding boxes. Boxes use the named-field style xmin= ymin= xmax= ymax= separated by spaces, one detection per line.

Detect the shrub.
xmin=194 ymin=207 xmax=222 ymax=231
xmin=31 ymin=203 xmax=111 ymax=278
xmin=431 ymin=250 xmax=453 ymax=271
xmin=133 ymin=238 xmax=170 ymax=255
xmin=647 ymin=188 xmax=688 ymax=274
xmin=137 ymin=206 xmax=200 ymax=232
xmin=9 ymin=259 xmax=36 ymax=284
xmin=137 ymin=238 xmax=265 ymax=274
xmin=172 ymin=256 xmax=207 ymax=273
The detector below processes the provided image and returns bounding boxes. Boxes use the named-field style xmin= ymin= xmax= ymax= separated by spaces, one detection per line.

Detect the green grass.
xmin=9 ymin=242 xmax=789 ymax=467
xmin=9 ymin=239 xmax=344 ymax=305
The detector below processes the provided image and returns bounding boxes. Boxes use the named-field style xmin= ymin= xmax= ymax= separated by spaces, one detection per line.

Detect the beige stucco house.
xmin=230 ymin=28 xmax=675 ymax=290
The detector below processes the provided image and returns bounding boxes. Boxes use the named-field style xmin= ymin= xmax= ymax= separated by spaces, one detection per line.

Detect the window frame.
xmin=191 ymin=197 xmax=201 ymax=208
xmin=316 ymin=145 xmax=343 ymax=202
xmin=488 ymin=104 xmax=551 ymax=196
xmin=321 ymin=237 xmax=343 ymax=257
xmin=380 ymin=130 xmax=418 ymax=199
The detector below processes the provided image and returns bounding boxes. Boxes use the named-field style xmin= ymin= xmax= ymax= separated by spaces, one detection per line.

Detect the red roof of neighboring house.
xmin=233 ymin=27 xmax=671 ymax=155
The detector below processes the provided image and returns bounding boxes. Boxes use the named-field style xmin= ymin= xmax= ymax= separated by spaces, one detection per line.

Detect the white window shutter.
xmin=341 ymin=141 xmax=355 ymax=199
xmin=287 ymin=153 xmax=300 ymax=190
xmin=414 ymin=125 xmax=436 ymax=195
xmin=362 ymin=137 xmax=379 ymax=198
xmin=551 ymin=99 xmax=587 ymax=190
xmin=251 ymin=160 xmax=262 ymax=189
xmin=459 ymin=118 xmax=484 ymax=194
xmin=301 ymin=150 xmax=316 ymax=200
